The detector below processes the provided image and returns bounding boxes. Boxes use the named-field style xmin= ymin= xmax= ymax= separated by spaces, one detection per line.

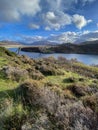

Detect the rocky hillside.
xmin=0 ymin=47 xmax=98 ymax=130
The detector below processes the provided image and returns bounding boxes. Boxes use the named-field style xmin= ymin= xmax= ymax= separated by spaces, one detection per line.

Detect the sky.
xmin=0 ymin=0 xmax=98 ymax=43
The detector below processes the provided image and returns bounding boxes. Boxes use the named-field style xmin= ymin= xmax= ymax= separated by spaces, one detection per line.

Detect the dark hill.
xmin=50 ymin=40 xmax=98 ymax=54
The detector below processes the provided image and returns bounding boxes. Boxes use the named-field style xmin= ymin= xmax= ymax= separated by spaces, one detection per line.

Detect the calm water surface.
xmin=9 ymin=48 xmax=98 ymax=65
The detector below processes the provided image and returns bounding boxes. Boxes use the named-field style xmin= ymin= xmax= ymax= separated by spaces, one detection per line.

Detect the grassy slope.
xmin=0 ymin=46 xmax=98 ymax=100
xmin=0 ymin=47 xmax=98 ymax=129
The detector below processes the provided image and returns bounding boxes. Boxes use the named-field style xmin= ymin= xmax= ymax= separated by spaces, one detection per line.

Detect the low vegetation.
xmin=0 ymin=47 xmax=98 ymax=130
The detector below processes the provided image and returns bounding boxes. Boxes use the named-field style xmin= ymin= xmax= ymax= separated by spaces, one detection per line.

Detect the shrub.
xmin=67 ymin=84 xmax=88 ymax=97
xmin=83 ymin=93 xmax=98 ymax=112
xmin=1 ymin=66 xmax=29 ymax=82
xmin=27 ymin=68 xmax=44 ymax=80
xmin=38 ymin=64 xmax=64 ymax=76
xmin=39 ymin=64 xmax=56 ymax=75
xmin=20 ymin=55 xmax=34 ymax=65
xmin=18 ymin=81 xmax=41 ymax=106
xmin=0 ymin=98 xmax=28 ymax=130
xmin=19 ymin=81 xmax=63 ymax=113
xmin=3 ymin=104 xmax=28 ymax=130
xmin=63 ymin=77 xmax=77 ymax=83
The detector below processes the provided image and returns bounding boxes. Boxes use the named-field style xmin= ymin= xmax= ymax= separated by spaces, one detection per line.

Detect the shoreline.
xmin=0 ymin=44 xmax=24 ymax=48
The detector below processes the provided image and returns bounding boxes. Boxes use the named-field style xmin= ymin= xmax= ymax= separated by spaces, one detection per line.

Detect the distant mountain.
xmin=0 ymin=40 xmax=21 ymax=45
xmin=0 ymin=40 xmax=59 ymax=46
xmin=26 ymin=40 xmax=58 ymax=46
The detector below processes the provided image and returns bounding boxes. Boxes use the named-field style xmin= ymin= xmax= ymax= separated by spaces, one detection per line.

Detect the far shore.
xmin=0 ymin=44 xmax=50 ymax=49
xmin=0 ymin=44 xmax=25 ymax=48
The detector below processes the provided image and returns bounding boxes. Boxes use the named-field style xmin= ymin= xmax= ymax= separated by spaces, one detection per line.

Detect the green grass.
xmin=74 ymin=61 xmax=98 ymax=73
xmin=46 ymin=70 xmax=94 ymax=90
xmin=0 ymin=79 xmax=18 ymax=92
xmin=0 ymin=57 xmax=8 ymax=67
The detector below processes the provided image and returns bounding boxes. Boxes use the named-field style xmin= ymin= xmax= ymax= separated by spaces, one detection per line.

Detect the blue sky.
xmin=0 ymin=0 xmax=98 ymax=43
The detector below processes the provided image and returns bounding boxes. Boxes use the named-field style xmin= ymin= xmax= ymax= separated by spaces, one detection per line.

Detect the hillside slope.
xmin=0 ymin=47 xmax=98 ymax=130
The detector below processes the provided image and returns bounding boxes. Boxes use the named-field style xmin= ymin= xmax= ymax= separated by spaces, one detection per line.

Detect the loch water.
xmin=9 ymin=48 xmax=98 ymax=65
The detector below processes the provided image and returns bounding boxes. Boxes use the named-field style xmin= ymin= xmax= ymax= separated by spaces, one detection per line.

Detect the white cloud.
xmin=48 ymin=30 xmax=98 ymax=43
xmin=19 ymin=30 xmax=98 ymax=44
xmin=88 ymin=19 xmax=92 ymax=23
xmin=20 ymin=35 xmax=46 ymax=44
xmin=17 ymin=0 xmax=41 ymax=16
xmin=45 ymin=26 xmax=51 ymax=31
xmin=45 ymin=0 xmax=77 ymax=12
xmin=0 ymin=0 xmax=40 ymax=21
xmin=29 ymin=23 xmax=40 ymax=29
xmin=0 ymin=0 xmax=94 ymax=30
xmin=72 ymin=14 xmax=92 ymax=29
xmin=76 ymin=30 xmax=98 ymax=42
xmin=43 ymin=0 xmax=95 ymax=12
xmin=97 ymin=23 xmax=98 ymax=27
xmin=44 ymin=12 xmax=92 ymax=30
xmin=43 ymin=11 xmax=92 ymax=30
xmin=46 ymin=12 xmax=56 ymax=20
xmin=48 ymin=31 xmax=78 ymax=43
xmin=82 ymin=30 xmax=90 ymax=34
xmin=44 ymin=11 xmax=71 ymax=30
